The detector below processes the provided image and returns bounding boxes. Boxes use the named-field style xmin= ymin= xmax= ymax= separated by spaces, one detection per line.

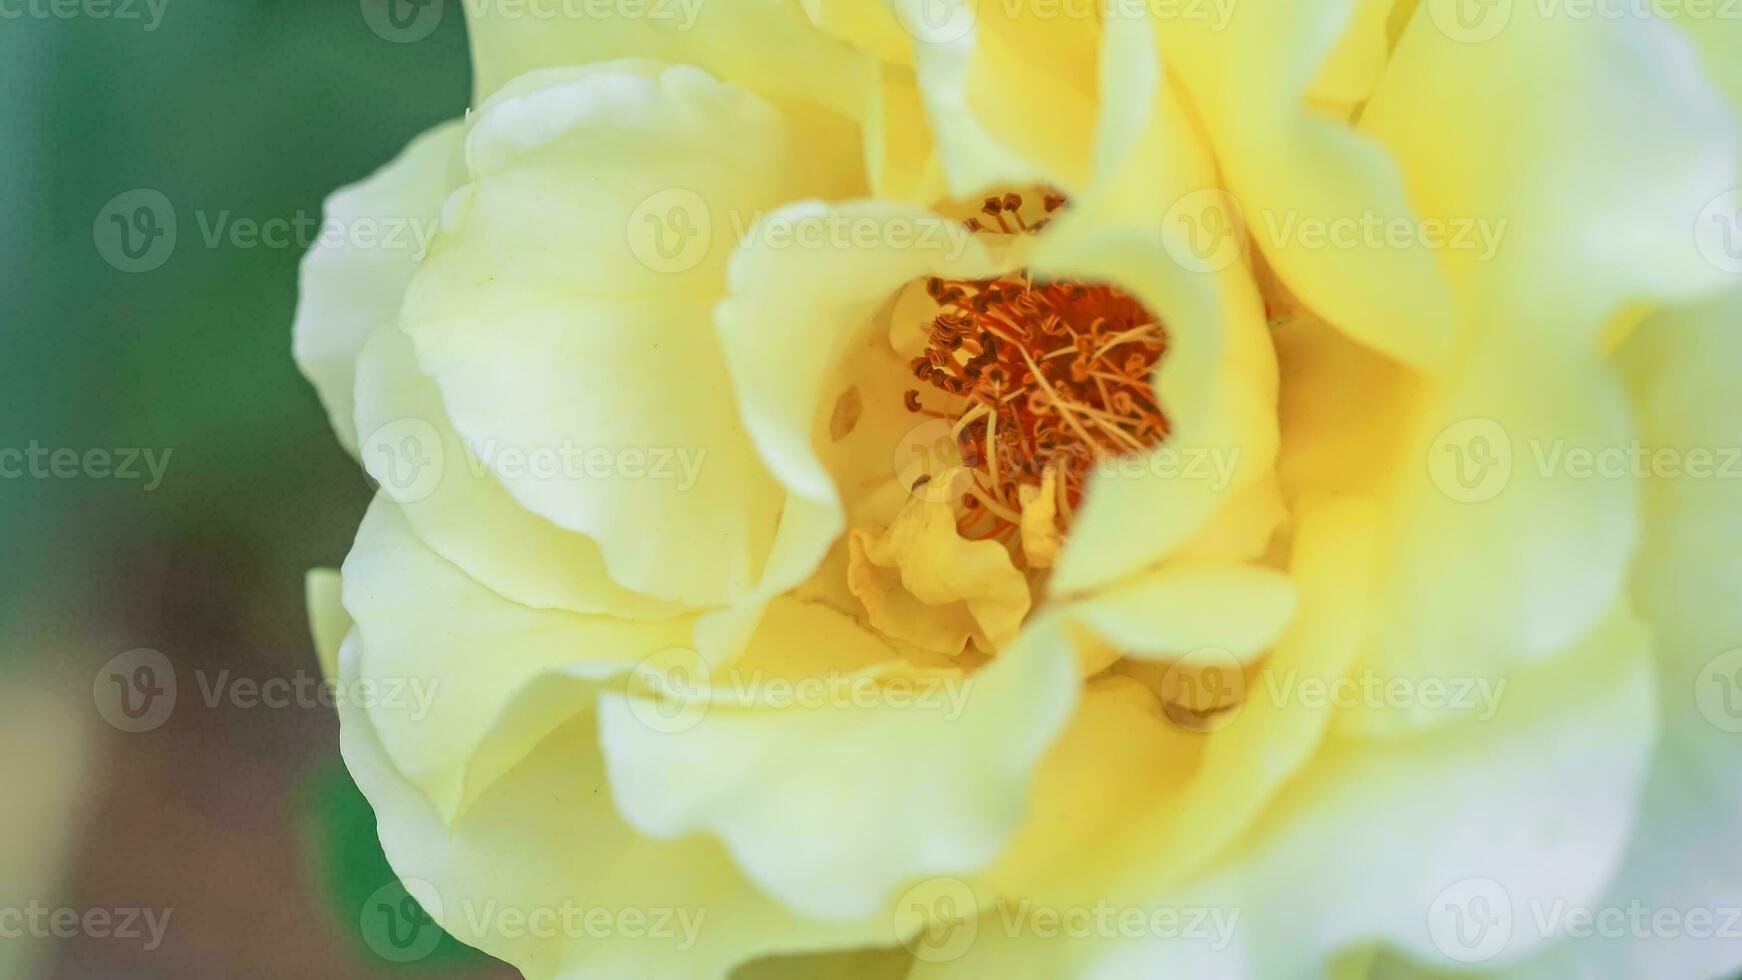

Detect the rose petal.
xmin=462 ymin=0 xmax=875 ymax=118
xmin=598 ymin=601 xmax=1078 ymax=921
xmin=292 ymin=120 xmax=464 ymax=456
xmin=402 ymin=64 xmax=862 ymax=606
xmin=353 ymin=320 xmax=677 ymax=618
xmin=341 ymin=495 xmax=698 ymax=820
xmin=335 ymin=631 xmax=888 ymax=978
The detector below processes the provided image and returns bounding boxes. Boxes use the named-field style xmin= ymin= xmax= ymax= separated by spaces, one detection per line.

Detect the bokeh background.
xmin=1 ymin=1 xmax=514 ymax=975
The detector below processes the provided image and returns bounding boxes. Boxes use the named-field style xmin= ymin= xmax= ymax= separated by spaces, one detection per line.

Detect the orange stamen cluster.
xmin=905 ymin=193 xmax=1170 ymax=541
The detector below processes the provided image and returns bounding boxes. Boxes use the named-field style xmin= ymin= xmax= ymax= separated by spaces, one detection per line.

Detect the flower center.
xmin=902 ymin=193 xmax=1170 ymax=543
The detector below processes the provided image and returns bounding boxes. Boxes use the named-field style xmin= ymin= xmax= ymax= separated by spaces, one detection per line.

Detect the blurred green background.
xmin=0 ymin=1 xmax=512 ymax=975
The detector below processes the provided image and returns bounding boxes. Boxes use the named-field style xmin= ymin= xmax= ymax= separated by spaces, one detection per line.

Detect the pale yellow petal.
xmin=1017 ymin=467 xmax=1063 ymax=569
xmin=1133 ymin=496 xmax=1380 ymax=885
xmin=735 ymin=947 xmax=915 ymax=980
xmin=964 ymin=496 xmax=1374 ymax=942
xmin=866 ymin=66 xmax=949 ymax=206
xmin=1156 ymin=1 xmax=1458 ymax=372
xmin=1355 ymin=335 xmax=1639 ymax=714
xmin=1306 ymin=0 xmax=1396 ymax=112
xmin=1363 ymin=6 xmax=1740 ymax=342
xmin=972 ymin=673 xmax=1204 ymax=912
xmin=341 ymin=495 xmax=697 ymax=820
xmin=597 ymin=605 xmax=1078 ymax=921
xmin=403 ymin=63 xmax=862 ymax=606
xmin=798 ymin=0 xmax=915 ymax=67
xmin=462 ymin=0 xmax=876 ymax=120
xmin=335 ymin=632 xmax=888 ymax=979
xmin=1502 ymin=287 xmax=1742 ymax=978
xmin=885 ymin=0 xmax=1098 ymax=195
xmin=1061 ymin=564 xmax=1297 ymax=663
xmin=1275 ymin=313 xmax=1427 ymax=499
xmin=1084 ymin=605 xmax=1656 ymax=978
xmin=352 ymin=320 xmax=676 ymax=618
xmin=848 ymin=498 xmax=1032 ymax=655
xmin=292 ymin=120 xmax=464 ymax=455
xmin=1167 ymin=474 xmax=1288 ymax=565
xmin=305 ymin=566 xmax=350 ymax=683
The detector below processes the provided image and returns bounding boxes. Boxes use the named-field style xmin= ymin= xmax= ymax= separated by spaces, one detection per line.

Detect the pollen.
xmin=903 ymin=193 xmax=1169 ymax=542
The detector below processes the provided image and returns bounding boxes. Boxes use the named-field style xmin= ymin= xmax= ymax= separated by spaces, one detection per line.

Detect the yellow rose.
xmin=295 ymin=1 xmax=1742 ymax=977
